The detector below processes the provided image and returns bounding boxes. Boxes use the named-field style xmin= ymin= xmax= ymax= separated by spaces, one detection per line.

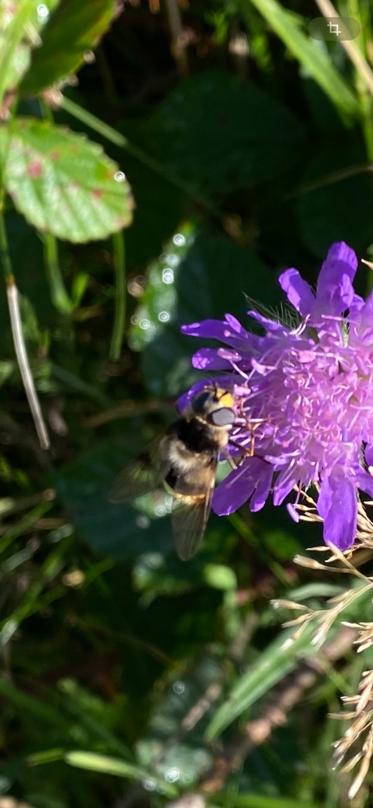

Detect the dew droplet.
xmin=114 ymin=170 xmax=126 ymax=183
xmin=146 ymin=553 xmax=163 ymax=569
xmin=154 ymin=503 xmax=166 ymax=516
xmin=162 ymin=268 xmax=174 ymax=285
xmin=281 ymin=637 xmax=295 ymax=650
xmin=172 ymin=680 xmax=185 ymax=696
xmin=136 ymin=515 xmax=150 ymax=529
xmin=142 ymin=778 xmax=156 ymax=791
xmin=83 ymin=50 xmax=95 ymax=64
xmin=165 ymin=767 xmax=180 ymax=783
xmin=37 ymin=3 xmax=49 ymax=19
xmin=173 ymin=232 xmax=186 ymax=247
xmin=164 ymin=253 xmax=178 ymax=267
xmin=158 ymin=310 xmax=170 ymax=323
xmin=139 ymin=318 xmax=151 ymax=330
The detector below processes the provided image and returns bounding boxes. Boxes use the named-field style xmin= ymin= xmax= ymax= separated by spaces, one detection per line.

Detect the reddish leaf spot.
xmin=92 ymin=189 xmax=103 ymax=199
xmin=26 ymin=161 xmax=43 ymax=178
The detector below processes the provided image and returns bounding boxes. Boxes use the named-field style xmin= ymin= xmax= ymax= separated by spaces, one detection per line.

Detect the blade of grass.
xmin=65 ymin=751 xmax=178 ymax=797
xmin=109 ymin=231 xmax=126 ymax=361
xmin=314 ymin=0 xmax=373 ymax=97
xmin=205 ymin=622 xmax=316 ymax=740
xmin=241 ymin=0 xmax=360 ymax=120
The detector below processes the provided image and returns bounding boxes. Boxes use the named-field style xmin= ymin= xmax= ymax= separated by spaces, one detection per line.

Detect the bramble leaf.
xmin=0 ymin=118 xmax=133 ymax=242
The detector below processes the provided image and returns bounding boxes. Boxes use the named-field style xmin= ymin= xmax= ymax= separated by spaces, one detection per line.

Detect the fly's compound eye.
xmin=209 ymin=407 xmax=235 ymax=427
xmin=193 ymin=391 xmax=212 ymax=413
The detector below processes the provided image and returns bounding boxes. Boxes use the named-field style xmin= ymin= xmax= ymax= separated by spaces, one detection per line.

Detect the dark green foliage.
xmin=0 ymin=2 xmax=372 ymax=807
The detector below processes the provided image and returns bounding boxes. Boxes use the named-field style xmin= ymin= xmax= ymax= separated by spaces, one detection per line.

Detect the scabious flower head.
xmin=181 ymin=242 xmax=373 ymax=551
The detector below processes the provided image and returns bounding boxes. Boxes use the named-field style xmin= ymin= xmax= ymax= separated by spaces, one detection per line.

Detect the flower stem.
xmin=109 ymin=232 xmax=126 ymax=362
xmin=43 ymin=233 xmax=74 ymax=315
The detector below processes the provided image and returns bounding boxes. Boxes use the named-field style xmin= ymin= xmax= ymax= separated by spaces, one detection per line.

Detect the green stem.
xmin=109 ymin=232 xmax=126 ymax=362
xmin=43 ymin=233 xmax=74 ymax=314
xmin=60 ymin=95 xmax=216 ymax=215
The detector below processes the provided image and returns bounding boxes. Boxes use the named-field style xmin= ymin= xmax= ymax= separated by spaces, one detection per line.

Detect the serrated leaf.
xmin=21 ymin=0 xmax=117 ymax=96
xmin=0 ymin=0 xmax=59 ymax=105
xmin=0 ymin=118 xmax=133 ymax=242
xmin=242 ymin=0 xmax=359 ymax=120
xmin=206 ymin=622 xmax=316 ymax=740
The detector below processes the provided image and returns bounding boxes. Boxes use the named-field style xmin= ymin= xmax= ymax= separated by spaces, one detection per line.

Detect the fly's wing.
xmin=109 ymin=442 xmax=166 ymax=503
xmin=171 ymin=487 xmax=214 ymax=561
xmin=170 ymin=457 xmax=217 ymax=561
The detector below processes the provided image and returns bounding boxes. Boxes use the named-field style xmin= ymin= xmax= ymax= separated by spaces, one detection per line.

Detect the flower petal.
xmin=316 ymin=241 xmax=358 ymax=315
xmin=250 ymin=461 xmax=273 ymax=511
xmin=318 ymin=474 xmax=357 ymax=550
xmin=181 ymin=318 xmax=258 ymax=351
xmin=213 ymin=457 xmax=272 ymax=515
xmin=192 ymin=348 xmax=231 ymax=370
xmin=278 ymin=268 xmax=315 ymax=316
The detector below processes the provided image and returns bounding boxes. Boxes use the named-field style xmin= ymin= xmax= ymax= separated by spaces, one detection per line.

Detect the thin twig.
xmin=6 ymin=277 xmax=50 ymax=450
xmin=163 ymin=0 xmax=189 ymax=76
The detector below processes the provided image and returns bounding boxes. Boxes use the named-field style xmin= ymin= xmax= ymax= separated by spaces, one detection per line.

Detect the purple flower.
xmin=181 ymin=242 xmax=373 ymax=551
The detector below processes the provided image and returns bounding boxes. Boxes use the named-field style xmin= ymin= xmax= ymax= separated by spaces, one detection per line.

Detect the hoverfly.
xmin=110 ymin=386 xmax=236 ymax=560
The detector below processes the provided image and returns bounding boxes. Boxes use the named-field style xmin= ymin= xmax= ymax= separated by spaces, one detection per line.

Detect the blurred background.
xmin=1 ymin=1 xmax=373 ymax=806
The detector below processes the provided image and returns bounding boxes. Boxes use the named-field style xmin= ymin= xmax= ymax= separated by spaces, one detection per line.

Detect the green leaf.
xmin=295 ymin=146 xmax=373 ymax=257
xmin=55 ymin=438 xmax=174 ymax=560
xmin=137 ymin=654 xmax=221 ymax=785
xmin=130 ymin=225 xmax=277 ymax=396
xmin=21 ymin=0 xmax=117 ymax=96
xmin=241 ymin=0 xmax=359 ymax=120
xmin=141 ymin=70 xmax=304 ymax=193
xmin=0 ymin=118 xmax=133 ymax=243
xmin=65 ymin=751 xmax=177 ymax=797
xmin=143 ymin=70 xmax=305 ymax=194
xmin=0 ymin=0 xmax=59 ymax=106
xmin=206 ymin=622 xmax=316 ymax=740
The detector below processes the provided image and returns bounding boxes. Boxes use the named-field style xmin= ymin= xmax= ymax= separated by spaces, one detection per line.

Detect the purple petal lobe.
xmin=192 ymin=348 xmax=231 ymax=370
xmin=279 ymin=268 xmax=315 ymax=316
xmin=365 ymin=445 xmax=373 ymax=468
xmin=316 ymin=241 xmax=358 ymax=315
xmin=213 ymin=457 xmax=271 ymax=516
xmin=250 ymin=461 xmax=273 ymax=511
xmin=356 ymin=469 xmax=373 ymax=497
xmin=318 ymin=474 xmax=357 ymax=550
xmin=325 ymin=241 xmax=358 ymax=272
xmin=181 ymin=318 xmax=258 ymax=351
